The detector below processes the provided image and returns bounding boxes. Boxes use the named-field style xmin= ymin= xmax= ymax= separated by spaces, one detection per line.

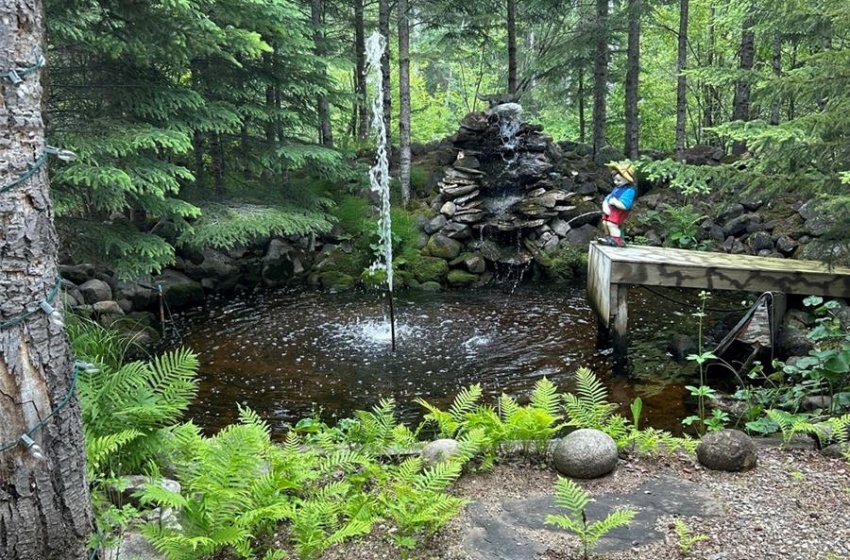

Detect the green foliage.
xmin=563 ymin=367 xmax=619 ymax=431
xmin=534 ymin=245 xmax=589 ymax=283
xmin=639 ymin=203 xmax=711 ymax=251
xmin=179 ymin=203 xmax=336 ymax=251
xmin=545 ymin=477 xmax=636 ymax=560
xmin=72 ymin=319 xmax=199 ymax=478
xmin=673 ymin=518 xmax=708 ymax=557
xmin=738 ymin=296 xmax=850 ymax=437
xmin=417 ymin=378 xmax=564 ymax=466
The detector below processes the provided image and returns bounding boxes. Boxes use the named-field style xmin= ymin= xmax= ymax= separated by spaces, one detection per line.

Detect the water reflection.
xmin=166 ymin=286 xmax=742 ymax=439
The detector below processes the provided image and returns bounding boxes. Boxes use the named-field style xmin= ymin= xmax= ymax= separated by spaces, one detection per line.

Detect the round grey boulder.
xmin=422 ymin=438 xmax=460 ymax=466
xmin=552 ymin=429 xmax=618 ymax=479
xmin=696 ymin=429 xmax=757 ymax=472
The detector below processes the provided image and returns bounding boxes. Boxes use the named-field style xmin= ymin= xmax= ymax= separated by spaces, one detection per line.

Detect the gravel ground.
xmin=319 ymin=443 xmax=850 ymax=560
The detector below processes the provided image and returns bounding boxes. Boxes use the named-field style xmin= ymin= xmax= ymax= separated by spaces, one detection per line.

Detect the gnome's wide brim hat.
xmin=606 ymin=161 xmax=636 ymax=184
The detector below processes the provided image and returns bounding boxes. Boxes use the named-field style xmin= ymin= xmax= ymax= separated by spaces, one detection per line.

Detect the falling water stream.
xmin=163 ymin=285 xmax=745 ymax=440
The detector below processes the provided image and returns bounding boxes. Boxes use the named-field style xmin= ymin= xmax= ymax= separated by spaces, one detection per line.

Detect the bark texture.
xmin=354 ymin=0 xmax=369 ymax=142
xmin=591 ymin=0 xmax=609 ymax=156
xmin=675 ymin=0 xmax=689 ymax=157
xmin=379 ymin=0 xmax=392 ymax=161
xmin=311 ymin=0 xmax=333 ymax=147
xmin=624 ymin=0 xmax=641 ymax=159
xmin=0 ymin=2 xmax=93 ymax=559
xmin=507 ymin=0 xmax=517 ymax=96
xmin=732 ymin=5 xmax=755 ymax=155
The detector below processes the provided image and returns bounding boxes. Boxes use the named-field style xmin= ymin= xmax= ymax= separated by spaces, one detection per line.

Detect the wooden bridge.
xmin=587 ymin=242 xmax=850 ymax=353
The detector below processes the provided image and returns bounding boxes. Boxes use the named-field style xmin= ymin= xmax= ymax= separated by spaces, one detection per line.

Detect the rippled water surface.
xmin=168 ymin=286 xmax=729 ymax=438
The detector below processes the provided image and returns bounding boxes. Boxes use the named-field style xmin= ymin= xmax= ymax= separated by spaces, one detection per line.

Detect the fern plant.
xmin=563 ymin=367 xmax=620 ymax=431
xmin=545 ymin=477 xmax=636 ymax=560
xmin=764 ymin=409 xmax=824 ymax=447
xmin=73 ymin=319 xmax=199 ymax=478
xmin=376 ymin=429 xmax=483 ymax=551
xmin=416 ymin=383 xmax=483 ymax=438
xmin=673 ymin=518 xmax=708 ymax=557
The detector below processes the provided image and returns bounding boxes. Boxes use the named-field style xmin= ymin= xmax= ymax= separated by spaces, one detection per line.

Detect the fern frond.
xmin=530 ymin=377 xmax=561 ymax=417
xmin=551 ymin=477 xmax=590 ymax=515
xmin=414 ymin=461 xmax=463 ymax=493
xmin=449 ymin=384 xmax=483 ymax=421
xmin=586 ymin=507 xmax=636 ymax=543
xmin=498 ymin=394 xmax=520 ymax=422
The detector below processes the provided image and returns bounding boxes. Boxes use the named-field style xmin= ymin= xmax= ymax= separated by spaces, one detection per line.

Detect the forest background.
xmin=44 ymin=0 xmax=850 ymax=279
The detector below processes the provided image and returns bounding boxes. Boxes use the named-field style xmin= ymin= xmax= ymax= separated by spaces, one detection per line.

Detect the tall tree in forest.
xmin=507 ymin=0 xmax=518 ymax=96
xmin=624 ymin=0 xmax=641 ymax=158
xmin=399 ymin=0 xmax=412 ymax=203
xmin=732 ymin=2 xmax=755 ymax=155
xmin=354 ymin=0 xmax=370 ymax=141
xmin=313 ymin=0 xmax=334 ymax=146
xmin=675 ymin=0 xmax=689 ymax=157
xmin=0 ymin=1 xmax=93 ymax=559
xmin=592 ymin=0 xmax=609 ymax=155
xmin=379 ymin=0 xmax=392 ymax=158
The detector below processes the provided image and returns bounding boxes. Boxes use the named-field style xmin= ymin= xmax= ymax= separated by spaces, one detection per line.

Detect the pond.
xmin=165 ymin=285 xmax=747 ymax=439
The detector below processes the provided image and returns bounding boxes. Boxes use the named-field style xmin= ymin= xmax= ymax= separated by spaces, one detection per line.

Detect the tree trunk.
xmin=732 ymin=5 xmax=754 ymax=155
xmin=211 ymin=132 xmax=225 ymax=199
xmin=591 ymin=0 xmax=609 ymax=156
xmin=624 ymin=0 xmax=641 ymax=159
xmin=379 ymin=0 xmax=392 ymax=161
xmin=770 ymin=34 xmax=782 ymax=125
xmin=675 ymin=0 xmax=689 ymax=158
xmin=354 ymin=0 xmax=369 ymax=142
xmin=0 ymin=2 xmax=93 ymax=559
xmin=507 ymin=0 xmax=517 ymax=96
xmin=312 ymin=0 xmax=333 ymax=147
xmin=578 ymin=67 xmax=586 ymax=144
xmin=702 ymin=2 xmax=718 ymax=138
xmin=398 ymin=0 xmax=411 ymax=204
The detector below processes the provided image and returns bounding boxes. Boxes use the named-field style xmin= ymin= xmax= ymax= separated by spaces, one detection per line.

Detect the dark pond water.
xmin=166 ymin=285 xmax=748 ymax=439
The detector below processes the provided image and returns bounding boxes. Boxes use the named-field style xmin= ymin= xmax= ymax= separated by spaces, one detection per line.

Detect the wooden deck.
xmin=587 ymin=242 xmax=850 ymax=352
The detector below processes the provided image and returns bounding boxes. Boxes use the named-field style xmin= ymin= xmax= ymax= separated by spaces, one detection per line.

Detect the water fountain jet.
xmin=365 ymin=31 xmax=396 ymax=351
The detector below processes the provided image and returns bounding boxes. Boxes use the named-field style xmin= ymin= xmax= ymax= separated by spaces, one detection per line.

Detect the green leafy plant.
xmin=683 ymin=292 xmax=726 ymax=435
xmin=639 ymin=203 xmax=710 ymax=250
xmin=545 ymin=477 xmax=636 ymax=560
xmin=417 ymin=378 xmax=564 ymax=467
xmin=563 ymin=367 xmax=619 ymax=431
xmin=672 ymin=518 xmax=708 ymax=557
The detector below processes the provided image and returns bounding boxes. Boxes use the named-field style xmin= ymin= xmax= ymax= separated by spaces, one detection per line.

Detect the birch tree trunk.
xmin=398 ymin=0 xmax=411 ymax=204
xmin=0 ymin=1 xmax=93 ymax=559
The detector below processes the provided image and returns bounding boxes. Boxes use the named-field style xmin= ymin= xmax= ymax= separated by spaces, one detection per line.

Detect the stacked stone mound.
xmin=422 ymin=104 xmax=603 ymax=281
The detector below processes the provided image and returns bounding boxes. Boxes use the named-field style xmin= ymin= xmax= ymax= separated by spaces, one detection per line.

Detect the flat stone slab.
xmin=460 ymin=474 xmax=724 ymax=560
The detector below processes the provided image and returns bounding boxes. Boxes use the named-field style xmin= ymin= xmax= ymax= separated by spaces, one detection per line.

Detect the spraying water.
xmin=365 ymin=31 xmax=396 ymax=349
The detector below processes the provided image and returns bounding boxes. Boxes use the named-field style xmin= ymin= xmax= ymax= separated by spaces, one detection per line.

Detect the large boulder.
xmin=153 ymin=270 xmax=205 ymax=310
xmin=696 ymin=429 xmax=757 ymax=472
xmin=79 ymin=278 xmax=113 ymax=304
xmin=422 ymin=439 xmax=460 ymax=466
xmin=424 ymin=233 xmax=463 ymax=260
xmin=552 ymin=429 xmax=618 ymax=479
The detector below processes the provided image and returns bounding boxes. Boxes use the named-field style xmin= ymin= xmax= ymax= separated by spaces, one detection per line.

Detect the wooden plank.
xmin=586 ymin=243 xmax=612 ymax=327
xmin=592 ymin=243 xmax=850 ymax=299
xmin=612 ymin=284 xmax=629 ymax=355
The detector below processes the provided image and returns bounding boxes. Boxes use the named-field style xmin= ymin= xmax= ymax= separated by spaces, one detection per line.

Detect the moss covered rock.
xmin=318 ymin=271 xmax=356 ymax=291
xmin=447 ymin=269 xmax=479 ymax=286
xmin=409 ymin=256 xmax=449 ymax=283
xmin=424 ymin=233 xmax=462 ymax=260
